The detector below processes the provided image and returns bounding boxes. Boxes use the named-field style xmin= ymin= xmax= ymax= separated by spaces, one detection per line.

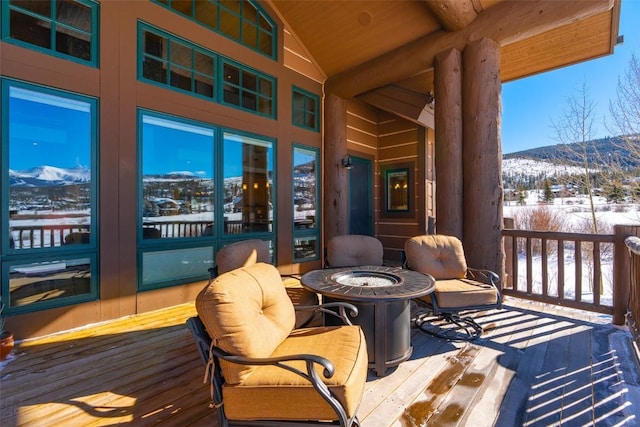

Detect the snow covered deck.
xmin=1 ymin=297 xmax=639 ymax=426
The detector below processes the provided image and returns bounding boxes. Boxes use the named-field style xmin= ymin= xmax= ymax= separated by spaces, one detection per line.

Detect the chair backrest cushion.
xmin=326 ymin=234 xmax=384 ymax=267
xmin=404 ymin=235 xmax=467 ymax=280
xmin=216 ymin=239 xmax=270 ymax=274
xmin=195 ymin=262 xmax=295 ymax=384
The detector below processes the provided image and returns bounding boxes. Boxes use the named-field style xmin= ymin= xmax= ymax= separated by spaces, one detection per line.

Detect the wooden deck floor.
xmin=1 ymin=297 xmax=639 ymax=426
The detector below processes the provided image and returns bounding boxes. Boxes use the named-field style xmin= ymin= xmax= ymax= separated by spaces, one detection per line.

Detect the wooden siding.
xmin=2 ymin=298 xmax=638 ymax=426
xmin=377 ymin=113 xmax=429 ymax=263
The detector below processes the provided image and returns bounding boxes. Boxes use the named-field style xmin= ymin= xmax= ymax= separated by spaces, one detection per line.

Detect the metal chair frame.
xmin=187 ymin=302 xmax=363 ymax=427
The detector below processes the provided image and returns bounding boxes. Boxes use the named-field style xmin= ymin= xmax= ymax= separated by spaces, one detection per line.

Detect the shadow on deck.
xmin=1 ymin=298 xmax=639 ymax=426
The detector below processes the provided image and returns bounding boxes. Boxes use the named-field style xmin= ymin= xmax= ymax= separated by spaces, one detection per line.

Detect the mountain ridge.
xmin=503 ymin=135 xmax=640 ymax=168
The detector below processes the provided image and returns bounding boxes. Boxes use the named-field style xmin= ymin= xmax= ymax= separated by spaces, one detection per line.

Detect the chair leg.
xmin=414 ymin=312 xmax=483 ymax=341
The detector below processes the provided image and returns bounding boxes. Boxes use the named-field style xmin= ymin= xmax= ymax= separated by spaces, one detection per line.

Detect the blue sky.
xmin=502 ymin=0 xmax=640 ymax=154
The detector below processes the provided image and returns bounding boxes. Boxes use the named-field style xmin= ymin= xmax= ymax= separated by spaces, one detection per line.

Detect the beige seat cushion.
xmin=216 ymin=239 xmax=271 ymax=274
xmin=404 ymin=235 xmax=467 ymax=279
xmin=223 ymin=325 xmax=368 ymax=421
xmin=420 ymin=278 xmax=498 ymax=309
xmin=195 ymin=263 xmax=295 ymax=384
xmin=326 ymin=234 xmax=384 ymax=267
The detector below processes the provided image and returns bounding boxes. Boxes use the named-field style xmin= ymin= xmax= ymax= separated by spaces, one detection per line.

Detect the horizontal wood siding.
xmin=377 ymin=112 xmax=428 ymax=263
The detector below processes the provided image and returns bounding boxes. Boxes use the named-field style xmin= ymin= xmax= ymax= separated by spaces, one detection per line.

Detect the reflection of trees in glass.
xmin=293 ymin=147 xmax=317 ymax=230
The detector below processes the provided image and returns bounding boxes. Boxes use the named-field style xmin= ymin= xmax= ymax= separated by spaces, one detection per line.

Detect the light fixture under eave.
xmin=342 ymin=155 xmax=353 ymax=169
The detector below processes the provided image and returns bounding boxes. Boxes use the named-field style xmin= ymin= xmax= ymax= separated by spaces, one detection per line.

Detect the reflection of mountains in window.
xmin=9 ymin=165 xmax=91 ymax=212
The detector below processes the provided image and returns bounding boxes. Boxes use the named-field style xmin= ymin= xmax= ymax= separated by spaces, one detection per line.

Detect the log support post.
xmin=434 ymin=48 xmax=463 ymax=240
xmin=461 ymin=37 xmax=505 ymax=280
xmin=324 ymin=92 xmax=349 ymax=241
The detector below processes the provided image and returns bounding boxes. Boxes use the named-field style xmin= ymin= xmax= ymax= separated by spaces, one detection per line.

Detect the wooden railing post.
xmin=614 ymin=225 xmax=640 ymax=325
xmin=503 ymin=217 xmax=514 ymax=289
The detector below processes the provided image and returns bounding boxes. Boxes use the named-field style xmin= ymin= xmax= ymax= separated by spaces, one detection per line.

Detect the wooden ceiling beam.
xmin=424 ymin=0 xmax=479 ymax=32
xmin=326 ymin=0 xmax=614 ymax=98
xmin=357 ymin=85 xmax=434 ymax=128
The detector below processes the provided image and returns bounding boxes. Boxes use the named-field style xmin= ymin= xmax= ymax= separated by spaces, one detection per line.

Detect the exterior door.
xmin=348 ymin=156 xmax=372 ymax=235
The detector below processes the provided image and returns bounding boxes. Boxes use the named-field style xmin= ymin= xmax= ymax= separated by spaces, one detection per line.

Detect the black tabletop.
xmin=301 ymin=265 xmax=434 ymax=302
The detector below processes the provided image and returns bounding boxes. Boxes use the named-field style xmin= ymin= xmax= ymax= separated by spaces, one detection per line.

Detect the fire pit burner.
xmin=331 ymin=270 xmax=402 ymax=287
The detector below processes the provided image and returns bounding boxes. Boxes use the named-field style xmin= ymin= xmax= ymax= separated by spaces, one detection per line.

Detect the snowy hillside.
xmin=502 ymin=157 xmax=596 ymax=180
xmin=9 ymin=165 xmax=90 ymax=186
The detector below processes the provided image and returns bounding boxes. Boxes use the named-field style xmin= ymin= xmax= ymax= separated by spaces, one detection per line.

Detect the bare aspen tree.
xmin=552 ymin=82 xmax=601 ymax=233
xmin=608 ymin=53 xmax=640 ymax=185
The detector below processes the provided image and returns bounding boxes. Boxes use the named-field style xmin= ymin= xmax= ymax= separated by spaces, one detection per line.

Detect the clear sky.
xmin=501 ymin=0 xmax=640 ymax=154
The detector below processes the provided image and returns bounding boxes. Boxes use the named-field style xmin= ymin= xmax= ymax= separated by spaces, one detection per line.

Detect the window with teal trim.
xmin=137 ymin=110 xmax=276 ymax=290
xmin=292 ymin=87 xmax=319 ymax=131
xmin=140 ymin=24 xmax=216 ymax=99
xmin=138 ymin=23 xmax=276 ymax=118
xmin=292 ymin=145 xmax=320 ymax=262
xmin=222 ymin=60 xmax=275 ymax=117
xmin=152 ymin=0 xmax=276 ymax=59
xmin=1 ymin=79 xmax=99 ymax=314
xmin=2 ymin=0 xmax=99 ymax=66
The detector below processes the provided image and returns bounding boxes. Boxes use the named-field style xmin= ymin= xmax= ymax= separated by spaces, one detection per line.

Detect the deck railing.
xmin=624 ymin=233 xmax=640 ymax=348
xmin=10 ymin=224 xmax=90 ymax=249
xmin=10 ymin=219 xmax=252 ymax=248
xmin=503 ymin=222 xmax=639 ymax=325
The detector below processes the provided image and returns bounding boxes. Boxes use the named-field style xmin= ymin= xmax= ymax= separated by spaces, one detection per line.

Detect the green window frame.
xmin=152 ymin=0 xmax=276 ymax=60
xmin=292 ymin=87 xmax=319 ymax=132
xmin=137 ymin=109 xmax=277 ymax=291
xmin=1 ymin=0 xmax=100 ymax=66
xmin=139 ymin=23 xmax=217 ymax=101
xmin=292 ymin=144 xmax=320 ymax=262
xmin=1 ymin=78 xmax=99 ymax=314
xmin=138 ymin=22 xmax=276 ymax=119
xmin=221 ymin=59 xmax=275 ymax=117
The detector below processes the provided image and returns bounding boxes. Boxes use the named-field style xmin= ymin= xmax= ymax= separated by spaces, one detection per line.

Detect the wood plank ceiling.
xmin=268 ymin=0 xmax=621 ymax=126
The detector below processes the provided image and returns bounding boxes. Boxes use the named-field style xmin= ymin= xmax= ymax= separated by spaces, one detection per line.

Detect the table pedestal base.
xmin=324 ymin=296 xmax=412 ymax=377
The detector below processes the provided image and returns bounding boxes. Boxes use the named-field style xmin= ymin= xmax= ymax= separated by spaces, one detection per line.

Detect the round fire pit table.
xmin=301 ymin=265 xmax=434 ymax=377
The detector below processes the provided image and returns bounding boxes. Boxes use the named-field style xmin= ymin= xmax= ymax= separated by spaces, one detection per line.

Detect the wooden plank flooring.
xmin=1 ymin=297 xmax=639 ymax=426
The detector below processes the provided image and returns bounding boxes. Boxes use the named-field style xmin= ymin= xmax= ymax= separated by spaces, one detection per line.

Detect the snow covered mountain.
xmin=9 ymin=165 xmax=91 ymax=187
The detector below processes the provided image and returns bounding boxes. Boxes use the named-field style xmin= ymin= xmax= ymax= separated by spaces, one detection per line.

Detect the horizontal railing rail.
xmin=502 ymin=227 xmax=615 ymax=315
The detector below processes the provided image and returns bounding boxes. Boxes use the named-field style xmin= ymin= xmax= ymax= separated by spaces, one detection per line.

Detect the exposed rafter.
xmin=357 ymin=86 xmax=434 ymax=128
xmin=326 ymin=0 xmax=614 ymax=99
xmin=424 ymin=0 xmax=479 ymax=32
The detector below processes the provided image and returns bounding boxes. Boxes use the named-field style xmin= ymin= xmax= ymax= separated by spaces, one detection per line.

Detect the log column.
xmin=462 ymin=37 xmax=505 ymax=279
xmin=434 ymin=48 xmax=463 ymax=239
xmin=324 ymin=92 xmax=349 ymax=241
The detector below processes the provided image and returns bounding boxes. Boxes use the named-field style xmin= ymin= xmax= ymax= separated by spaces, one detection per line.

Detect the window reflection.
xmin=293 ymin=147 xmax=317 ymax=230
xmin=387 ymin=168 xmax=409 ymax=212
xmin=292 ymin=146 xmax=318 ymax=261
xmin=141 ymin=114 xmax=215 ymax=239
xmin=8 ymin=258 xmax=93 ymax=308
xmin=223 ymin=132 xmax=273 ymax=234
xmin=7 ymin=86 xmax=93 ymax=249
